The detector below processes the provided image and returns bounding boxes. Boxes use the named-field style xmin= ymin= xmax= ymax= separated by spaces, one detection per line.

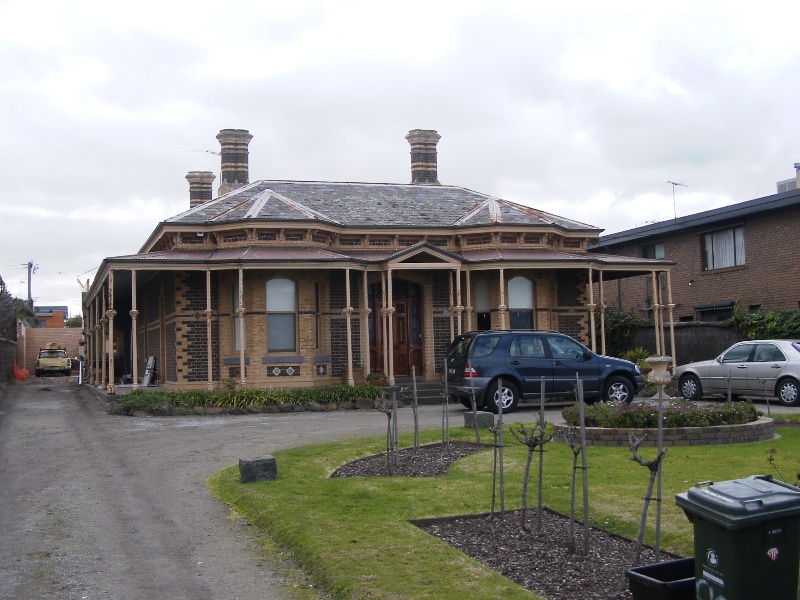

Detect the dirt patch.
xmin=333 ymin=442 xmax=672 ymax=600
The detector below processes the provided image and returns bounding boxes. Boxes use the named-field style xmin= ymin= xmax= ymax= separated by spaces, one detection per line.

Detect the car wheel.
xmin=776 ymin=378 xmax=800 ymax=407
xmin=486 ymin=380 xmax=519 ymax=414
xmin=460 ymin=397 xmax=484 ymax=410
xmin=603 ymin=376 xmax=634 ymax=404
xmin=679 ymin=374 xmax=703 ymax=401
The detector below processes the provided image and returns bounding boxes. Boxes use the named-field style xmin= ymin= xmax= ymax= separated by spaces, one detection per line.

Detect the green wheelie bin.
xmin=676 ymin=475 xmax=800 ymax=600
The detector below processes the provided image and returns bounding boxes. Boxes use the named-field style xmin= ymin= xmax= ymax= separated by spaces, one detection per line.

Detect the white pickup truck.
xmin=35 ymin=346 xmax=72 ymax=377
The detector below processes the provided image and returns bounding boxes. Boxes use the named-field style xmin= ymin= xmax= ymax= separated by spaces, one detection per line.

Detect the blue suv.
xmin=444 ymin=330 xmax=644 ymax=413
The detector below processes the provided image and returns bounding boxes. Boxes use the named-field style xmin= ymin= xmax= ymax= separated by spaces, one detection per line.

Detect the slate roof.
xmin=164 ymin=180 xmax=598 ymax=231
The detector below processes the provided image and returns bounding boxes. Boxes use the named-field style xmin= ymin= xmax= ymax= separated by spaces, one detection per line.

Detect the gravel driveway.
xmin=0 ymin=379 xmax=519 ymax=600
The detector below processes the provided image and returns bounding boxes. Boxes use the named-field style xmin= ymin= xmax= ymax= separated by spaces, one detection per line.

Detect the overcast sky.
xmin=2 ymin=0 xmax=800 ymax=319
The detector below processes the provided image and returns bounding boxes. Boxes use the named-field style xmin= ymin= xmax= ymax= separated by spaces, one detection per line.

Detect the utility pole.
xmin=27 ymin=261 xmax=38 ymax=309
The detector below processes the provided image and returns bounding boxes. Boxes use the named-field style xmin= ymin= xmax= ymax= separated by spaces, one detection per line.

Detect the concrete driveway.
xmin=0 ymin=378 xmax=498 ymax=600
xmin=0 ymin=379 xmax=791 ymax=599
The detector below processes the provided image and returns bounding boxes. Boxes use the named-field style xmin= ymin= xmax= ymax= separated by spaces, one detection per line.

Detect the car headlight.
xmin=634 ymin=364 xmax=642 ymax=374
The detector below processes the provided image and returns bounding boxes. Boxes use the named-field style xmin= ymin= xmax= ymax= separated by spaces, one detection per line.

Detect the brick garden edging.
xmin=551 ymin=416 xmax=775 ymax=446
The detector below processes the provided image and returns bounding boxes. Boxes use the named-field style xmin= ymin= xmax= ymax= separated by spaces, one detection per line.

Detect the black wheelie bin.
xmin=676 ymin=474 xmax=800 ymax=600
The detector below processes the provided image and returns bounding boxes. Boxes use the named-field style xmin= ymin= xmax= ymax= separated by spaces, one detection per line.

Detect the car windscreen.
xmin=468 ymin=335 xmax=501 ymax=359
xmin=447 ymin=336 xmax=473 ymax=359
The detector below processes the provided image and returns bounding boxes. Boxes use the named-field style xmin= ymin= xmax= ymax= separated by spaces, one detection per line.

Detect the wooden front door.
xmin=369 ymin=281 xmax=423 ymax=376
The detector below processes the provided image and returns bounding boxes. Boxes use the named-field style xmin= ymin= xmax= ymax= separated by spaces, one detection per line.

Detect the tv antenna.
xmin=666 ymin=181 xmax=688 ymax=220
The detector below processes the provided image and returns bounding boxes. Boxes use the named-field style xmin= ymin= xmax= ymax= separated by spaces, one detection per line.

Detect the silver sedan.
xmin=672 ymin=339 xmax=800 ymax=406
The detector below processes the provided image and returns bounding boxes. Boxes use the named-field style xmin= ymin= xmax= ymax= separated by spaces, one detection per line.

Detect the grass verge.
xmin=207 ymin=423 xmax=800 ymax=599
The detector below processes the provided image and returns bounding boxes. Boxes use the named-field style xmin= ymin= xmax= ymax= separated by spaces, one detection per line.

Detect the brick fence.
xmin=552 ymin=416 xmax=774 ymax=447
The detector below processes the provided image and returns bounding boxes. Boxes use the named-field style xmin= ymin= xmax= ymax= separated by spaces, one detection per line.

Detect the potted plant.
xmin=366 ymin=372 xmax=388 ymax=386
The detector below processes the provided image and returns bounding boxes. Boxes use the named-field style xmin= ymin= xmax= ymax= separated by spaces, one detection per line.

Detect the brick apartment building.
xmin=592 ymin=165 xmax=800 ymax=322
xmin=83 ymin=129 xmax=670 ymax=391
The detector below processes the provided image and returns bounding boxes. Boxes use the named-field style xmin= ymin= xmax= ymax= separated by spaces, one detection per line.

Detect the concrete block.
xmin=239 ymin=455 xmax=278 ymax=483
xmin=464 ymin=411 xmax=494 ymax=429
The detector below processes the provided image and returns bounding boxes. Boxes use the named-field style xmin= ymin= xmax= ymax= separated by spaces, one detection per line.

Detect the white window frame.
xmin=266 ymin=277 xmax=297 ymax=352
xmin=703 ymin=226 xmax=745 ymax=270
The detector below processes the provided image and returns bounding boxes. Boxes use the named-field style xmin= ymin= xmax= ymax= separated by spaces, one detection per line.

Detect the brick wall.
xmin=16 ymin=326 xmax=83 ymax=372
xmin=600 ymin=205 xmax=800 ymax=320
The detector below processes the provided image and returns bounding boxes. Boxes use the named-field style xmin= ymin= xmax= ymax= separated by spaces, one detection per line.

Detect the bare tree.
xmin=374 ymin=395 xmax=397 ymax=476
xmin=467 ymin=361 xmax=481 ymax=444
xmin=629 ymin=432 xmax=668 ymax=566
xmin=510 ymin=420 xmax=552 ymax=532
xmin=411 ymin=366 xmax=420 ymax=451
xmin=563 ymin=425 xmax=583 ymax=553
xmin=441 ymin=358 xmax=450 ymax=449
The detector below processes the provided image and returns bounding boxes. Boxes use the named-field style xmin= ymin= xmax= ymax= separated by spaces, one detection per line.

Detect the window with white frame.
xmin=703 ymin=227 xmax=745 ymax=270
xmin=266 ymin=278 xmax=297 ymax=352
xmin=508 ymin=276 xmax=534 ymax=329
xmin=232 ymin=283 xmax=246 ymax=351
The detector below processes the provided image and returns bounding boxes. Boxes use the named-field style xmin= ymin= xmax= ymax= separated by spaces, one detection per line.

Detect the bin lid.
xmin=675 ymin=475 xmax=800 ymax=529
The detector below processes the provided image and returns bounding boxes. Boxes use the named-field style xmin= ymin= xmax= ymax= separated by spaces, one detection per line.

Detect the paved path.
xmin=0 ymin=380 xmax=791 ymax=599
xmin=0 ymin=379 xmax=516 ymax=600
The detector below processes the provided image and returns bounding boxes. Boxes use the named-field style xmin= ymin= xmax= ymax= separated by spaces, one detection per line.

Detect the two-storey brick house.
xmin=83 ymin=129 xmax=671 ymax=391
xmin=592 ymin=165 xmax=800 ymax=323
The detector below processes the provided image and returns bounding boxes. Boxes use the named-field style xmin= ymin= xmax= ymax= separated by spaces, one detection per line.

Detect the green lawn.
xmin=207 ymin=419 xmax=800 ymax=599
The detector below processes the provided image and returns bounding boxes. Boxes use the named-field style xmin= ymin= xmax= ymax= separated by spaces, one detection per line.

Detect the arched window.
xmin=475 ymin=279 xmax=491 ymax=330
xmin=266 ymin=278 xmax=296 ymax=352
xmin=508 ymin=276 xmax=534 ymax=329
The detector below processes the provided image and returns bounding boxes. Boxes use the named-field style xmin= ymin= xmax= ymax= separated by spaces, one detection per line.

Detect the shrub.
xmin=109 ymin=384 xmax=385 ymax=415
xmin=561 ymin=400 xmax=761 ymax=428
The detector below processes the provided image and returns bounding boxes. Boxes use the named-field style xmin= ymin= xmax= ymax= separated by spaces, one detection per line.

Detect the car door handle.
xmin=772 ymin=364 xmax=782 ymax=368
xmin=510 ymin=360 xmax=520 ymax=365
xmin=553 ymin=361 xmax=563 ymax=366
xmin=736 ymin=365 xmax=747 ymax=369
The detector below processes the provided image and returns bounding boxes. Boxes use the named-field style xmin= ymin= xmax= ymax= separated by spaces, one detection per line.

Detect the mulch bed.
xmin=332 ymin=441 xmax=674 ymax=600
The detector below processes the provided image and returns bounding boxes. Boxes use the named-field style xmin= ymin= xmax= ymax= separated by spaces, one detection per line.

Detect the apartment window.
xmin=523 ymin=234 xmax=541 ymax=244
xmin=232 ymin=284 xmax=246 ymax=351
xmin=258 ymin=231 xmax=277 ymax=241
xmin=563 ymin=240 xmax=582 ymax=249
xmin=703 ymin=227 xmax=745 ymax=270
xmin=340 ymin=238 xmax=361 ymax=246
xmin=266 ymin=278 xmax=296 ymax=352
xmin=508 ymin=276 xmax=534 ymax=329
xmin=285 ymin=232 xmax=304 ymax=242
xmin=399 ymin=238 xmax=420 ymax=247
xmin=640 ymin=242 xmax=665 ymax=259
xmin=501 ymin=235 xmax=517 ymax=244
xmin=312 ymin=234 xmax=328 ymax=244
xmin=369 ymin=238 xmax=391 ymax=246
xmin=428 ymin=238 xmax=448 ymax=247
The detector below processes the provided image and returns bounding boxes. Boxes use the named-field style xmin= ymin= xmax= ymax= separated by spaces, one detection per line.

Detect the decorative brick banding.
xmin=552 ymin=416 xmax=775 ymax=446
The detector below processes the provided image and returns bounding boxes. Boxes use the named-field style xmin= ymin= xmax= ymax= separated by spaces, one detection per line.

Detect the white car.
xmin=672 ymin=339 xmax=800 ymax=406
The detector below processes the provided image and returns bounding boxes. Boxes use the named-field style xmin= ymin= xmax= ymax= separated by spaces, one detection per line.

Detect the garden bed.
xmin=552 ymin=416 xmax=775 ymax=446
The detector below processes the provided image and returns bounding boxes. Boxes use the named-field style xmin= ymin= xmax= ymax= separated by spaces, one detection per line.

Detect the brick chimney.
xmin=216 ymin=129 xmax=254 ymax=196
xmin=405 ymin=129 xmax=441 ymax=185
xmin=185 ymin=171 xmax=216 ymax=208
